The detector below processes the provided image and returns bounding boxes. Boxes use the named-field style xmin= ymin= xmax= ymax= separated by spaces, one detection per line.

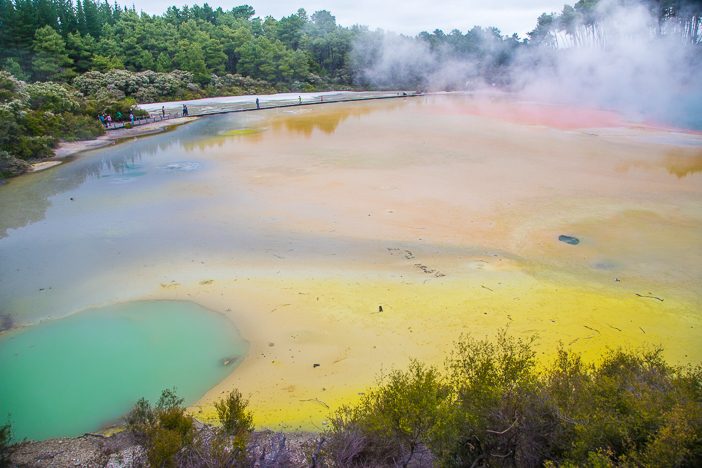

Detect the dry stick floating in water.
xmin=608 ymin=324 xmax=623 ymax=332
xmin=300 ymin=398 xmax=330 ymax=409
xmin=584 ymin=325 xmax=601 ymax=334
xmin=481 ymin=285 xmax=494 ymax=292
xmin=639 ymin=326 xmax=647 ymax=334
xmin=635 ymin=293 xmax=664 ymax=302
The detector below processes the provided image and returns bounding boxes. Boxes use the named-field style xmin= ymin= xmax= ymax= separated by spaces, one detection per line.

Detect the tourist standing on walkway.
xmin=98 ymin=114 xmax=106 ymax=128
xmin=106 ymin=114 xmax=112 ymax=127
xmin=129 ymin=111 xmax=134 ymax=125
xmin=298 ymin=96 xmax=302 ymax=104
xmin=162 ymin=106 xmax=165 ymax=117
xmin=256 ymin=98 xmax=260 ymax=109
xmin=182 ymin=104 xmax=188 ymax=116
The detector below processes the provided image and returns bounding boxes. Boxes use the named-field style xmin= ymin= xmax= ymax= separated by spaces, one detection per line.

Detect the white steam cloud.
xmin=351 ymin=0 xmax=702 ymax=128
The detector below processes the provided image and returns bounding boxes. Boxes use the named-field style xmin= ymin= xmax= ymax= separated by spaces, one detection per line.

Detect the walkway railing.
xmin=106 ymin=112 xmax=178 ymax=131
xmin=105 ymin=91 xmax=420 ymax=131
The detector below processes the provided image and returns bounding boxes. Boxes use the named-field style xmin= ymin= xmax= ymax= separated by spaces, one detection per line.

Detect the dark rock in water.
xmin=222 ymin=356 xmax=239 ymax=366
xmin=558 ymin=235 xmax=580 ymax=245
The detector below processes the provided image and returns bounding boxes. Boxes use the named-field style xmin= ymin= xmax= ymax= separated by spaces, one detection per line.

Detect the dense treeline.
xmin=1 ymin=1 xmax=698 ymax=87
xmin=529 ymin=0 xmax=702 ymax=46
xmin=0 ymin=1 xmax=358 ymax=86
xmin=1 ymin=0 xmax=701 ymax=179
xmin=0 ymin=0 xmax=536 ymax=90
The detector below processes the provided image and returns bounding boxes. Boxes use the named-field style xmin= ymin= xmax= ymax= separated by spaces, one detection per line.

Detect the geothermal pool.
xmin=0 ymin=301 xmax=246 ymax=441
xmin=0 ymin=94 xmax=701 ymax=437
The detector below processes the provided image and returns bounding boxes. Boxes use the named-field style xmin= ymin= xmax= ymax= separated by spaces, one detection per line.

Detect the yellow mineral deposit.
xmin=138 ymin=95 xmax=700 ymax=429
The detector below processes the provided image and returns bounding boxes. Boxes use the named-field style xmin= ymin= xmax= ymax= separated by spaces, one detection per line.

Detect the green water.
xmin=0 ymin=301 xmax=247 ymax=441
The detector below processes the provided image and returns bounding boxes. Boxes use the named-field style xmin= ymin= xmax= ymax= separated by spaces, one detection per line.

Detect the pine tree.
xmin=155 ymin=51 xmax=172 ymax=72
xmin=66 ymin=32 xmax=95 ymax=73
xmin=0 ymin=0 xmax=17 ymax=61
xmin=82 ymin=0 xmax=101 ymax=38
xmin=56 ymin=0 xmax=79 ymax=36
xmin=76 ymin=0 xmax=86 ymax=35
xmin=1 ymin=58 xmax=29 ymax=81
xmin=174 ymin=40 xmax=208 ymax=84
xmin=32 ymin=25 xmax=74 ymax=81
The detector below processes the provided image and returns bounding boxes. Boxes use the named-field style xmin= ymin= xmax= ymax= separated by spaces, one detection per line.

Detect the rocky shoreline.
xmin=9 ymin=424 xmax=316 ymax=467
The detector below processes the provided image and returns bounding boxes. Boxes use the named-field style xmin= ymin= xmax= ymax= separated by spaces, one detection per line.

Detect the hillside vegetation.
xmin=1 ymin=1 xmax=700 ymax=177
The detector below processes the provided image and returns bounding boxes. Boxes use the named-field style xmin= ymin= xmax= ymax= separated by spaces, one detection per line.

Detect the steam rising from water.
xmin=351 ymin=0 xmax=702 ymax=129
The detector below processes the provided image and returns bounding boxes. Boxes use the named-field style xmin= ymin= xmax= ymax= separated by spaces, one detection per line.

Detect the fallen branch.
xmin=490 ymin=450 xmax=513 ymax=459
xmin=486 ymin=418 xmax=518 ymax=435
xmin=635 ymin=293 xmax=664 ymax=302
xmin=299 ymin=398 xmax=329 ymax=409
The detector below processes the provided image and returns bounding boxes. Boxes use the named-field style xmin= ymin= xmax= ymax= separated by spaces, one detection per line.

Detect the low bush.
xmin=320 ymin=331 xmax=702 ymax=467
xmin=0 ymin=423 xmax=12 ymax=467
xmin=201 ymin=389 xmax=255 ymax=466
xmin=126 ymin=387 xmax=257 ymax=467
xmin=125 ymin=388 xmax=194 ymax=468
xmin=323 ymin=361 xmax=447 ymax=467
xmin=215 ymin=388 xmax=254 ymax=439
xmin=60 ymin=113 xmax=105 ymax=141
xmin=0 ymin=150 xmax=30 ymax=177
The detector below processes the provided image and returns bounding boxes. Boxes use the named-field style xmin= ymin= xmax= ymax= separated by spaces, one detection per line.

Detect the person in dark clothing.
xmin=98 ymin=114 xmax=106 ymax=127
xmin=256 ymin=98 xmax=260 ymax=109
xmin=162 ymin=106 xmax=165 ymax=117
xmin=182 ymin=104 xmax=188 ymax=117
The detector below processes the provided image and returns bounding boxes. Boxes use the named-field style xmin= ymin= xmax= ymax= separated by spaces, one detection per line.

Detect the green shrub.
xmin=15 ymin=135 xmax=55 ymax=160
xmin=0 ymin=422 xmax=12 ymax=467
xmin=0 ymin=150 xmax=30 ymax=177
xmin=22 ymin=110 xmax=62 ymax=137
xmin=319 ymin=332 xmax=702 ymax=467
xmin=437 ymin=330 xmax=542 ymax=466
xmin=25 ymin=82 xmax=80 ymax=113
xmin=194 ymin=389 xmax=255 ymax=466
xmin=125 ymin=397 xmax=155 ymax=442
xmin=60 ymin=113 xmax=105 ymax=141
xmin=214 ymin=389 xmax=254 ymax=438
xmin=324 ymin=361 xmax=448 ymax=467
xmin=125 ymin=388 xmax=195 ymax=468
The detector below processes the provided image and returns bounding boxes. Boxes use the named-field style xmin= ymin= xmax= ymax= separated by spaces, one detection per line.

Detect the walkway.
xmin=106 ymin=91 xmax=420 ymax=131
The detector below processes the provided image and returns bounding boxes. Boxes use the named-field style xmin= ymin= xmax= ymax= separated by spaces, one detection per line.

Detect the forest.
xmin=0 ymin=0 xmax=700 ymax=177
